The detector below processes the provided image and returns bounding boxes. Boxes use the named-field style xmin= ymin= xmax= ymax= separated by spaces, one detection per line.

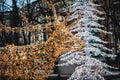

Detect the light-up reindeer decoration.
xmin=0 ymin=0 xmax=84 ymax=80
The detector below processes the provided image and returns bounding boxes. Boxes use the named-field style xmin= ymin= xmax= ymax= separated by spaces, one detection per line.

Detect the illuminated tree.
xmin=59 ymin=0 xmax=117 ymax=80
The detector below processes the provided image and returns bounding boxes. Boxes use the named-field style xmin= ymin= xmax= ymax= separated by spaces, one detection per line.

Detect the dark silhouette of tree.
xmin=11 ymin=0 xmax=20 ymax=27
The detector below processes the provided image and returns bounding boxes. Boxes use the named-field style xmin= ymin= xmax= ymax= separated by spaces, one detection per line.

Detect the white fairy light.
xmin=59 ymin=0 xmax=118 ymax=80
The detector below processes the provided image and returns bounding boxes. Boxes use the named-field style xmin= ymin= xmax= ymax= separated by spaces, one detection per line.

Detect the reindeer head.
xmin=44 ymin=0 xmax=84 ymax=56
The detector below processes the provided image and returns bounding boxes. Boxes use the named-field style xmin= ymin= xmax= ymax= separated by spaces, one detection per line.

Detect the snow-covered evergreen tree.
xmin=58 ymin=0 xmax=117 ymax=80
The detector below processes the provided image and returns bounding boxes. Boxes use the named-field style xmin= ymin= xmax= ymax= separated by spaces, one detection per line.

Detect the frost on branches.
xmin=58 ymin=0 xmax=117 ymax=80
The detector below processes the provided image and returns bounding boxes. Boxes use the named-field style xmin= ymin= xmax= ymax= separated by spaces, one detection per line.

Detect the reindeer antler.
xmin=63 ymin=8 xmax=70 ymax=25
xmin=47 ymin=0 xmax=58 ymax=23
